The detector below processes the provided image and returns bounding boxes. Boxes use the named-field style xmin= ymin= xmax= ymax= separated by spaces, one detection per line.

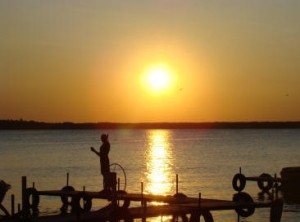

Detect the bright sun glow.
xmin=147 ymin=68 xmax=170 ymax=90
xmin=142 ymin=64 xmax=175 ymax=94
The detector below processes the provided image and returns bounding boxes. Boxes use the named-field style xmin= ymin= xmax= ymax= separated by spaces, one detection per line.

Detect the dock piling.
xmin=66 ymin=173 xmax=69 ymax=186
xmin=141 ymin=182 xmax=144 ymax=206
xmin=21 ymin=176 xmax=27 ymax=211
xmin=270 ymin=198 xmax=283 ymax=222
xmin=198 ymin=193 xmax=201 ymax=208
xmin=11 ymin=194 xmax=15 ymax=216
xmin=176 ymin=174 xmax=179 ymax=195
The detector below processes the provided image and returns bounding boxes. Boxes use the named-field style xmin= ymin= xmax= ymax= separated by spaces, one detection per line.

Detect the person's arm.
xmin=90 ymin=147 xmax=100 ymax=156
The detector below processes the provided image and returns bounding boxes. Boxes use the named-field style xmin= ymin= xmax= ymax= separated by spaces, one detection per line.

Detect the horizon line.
xmin=1 ymin=119 xmax=300 ymax=130
xmin=2 ymin=119 xmax=300 ymax=124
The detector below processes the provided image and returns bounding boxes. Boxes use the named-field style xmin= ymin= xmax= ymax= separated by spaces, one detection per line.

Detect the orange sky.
xmin=1 ymin=1 xmax=300 ymax=123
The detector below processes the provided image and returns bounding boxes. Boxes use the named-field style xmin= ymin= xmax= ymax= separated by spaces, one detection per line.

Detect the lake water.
xmin=0 ymin=129 xmax=300 ymax=221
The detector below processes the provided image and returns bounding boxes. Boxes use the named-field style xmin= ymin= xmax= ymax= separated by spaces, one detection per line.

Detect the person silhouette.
xmin=91 ymin=134 xmax=110 ymax=192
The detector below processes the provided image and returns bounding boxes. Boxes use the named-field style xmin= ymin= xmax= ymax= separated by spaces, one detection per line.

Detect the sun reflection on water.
xmin=145 ymin=130 xmax=174 ymax=195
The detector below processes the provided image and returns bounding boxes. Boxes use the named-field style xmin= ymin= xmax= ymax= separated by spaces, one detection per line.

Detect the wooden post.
xmin=141 ymin=182 xmax=147 ymax=207
xmin=198 ymin=193 xmax=201 ymax=208
xmin=176 ymin=174 xmax=179 ymax=195
xmin=270 ymin=198 xmax=283 ymax=222
xmin=116 ymin=178 xmax=120 ymax=206
xmin=274 ymin=173 xmax=279 ymax=194
xmin=11 ymin=194 xmax=15 ymax=216
xmin=21 ymin=176 xmax=27 ymax=211
xmin=67 ymin=173 xmax=69 ymax=186
xmin=239 ymin=167 xmax=242 ymax=174
xmin=141 ymin=182 xmax=146 ymax=222
xmin=141 ymin=182 xmax=144 ymax=201
xmin=32 ymin=182 xmax=35 ymax=189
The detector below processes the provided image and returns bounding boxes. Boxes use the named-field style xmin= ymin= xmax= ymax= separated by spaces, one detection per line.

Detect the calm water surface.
xmin=0 ymin=129 xmax=300 ymax=222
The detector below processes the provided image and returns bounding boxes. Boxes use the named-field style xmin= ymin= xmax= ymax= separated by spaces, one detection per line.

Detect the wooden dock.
xmin=2 ymin=175 xmax=283 ymax=222
xmin=23 ymin=187 xmax=282 ymax=222
xmin=28 ymin=194 xmax=282 ymax=222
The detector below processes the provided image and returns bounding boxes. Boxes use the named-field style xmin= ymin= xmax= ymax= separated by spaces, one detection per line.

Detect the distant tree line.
xmin=1 ymin=119 xmax=300 ymax=130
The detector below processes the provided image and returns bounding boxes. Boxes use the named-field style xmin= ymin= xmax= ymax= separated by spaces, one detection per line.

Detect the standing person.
xmin=91 ymin=134 xmax=110 ymax=192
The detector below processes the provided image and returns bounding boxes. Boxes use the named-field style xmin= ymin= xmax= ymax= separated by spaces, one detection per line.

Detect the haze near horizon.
xmin=1 ymin=1 xmax=300 ymax=123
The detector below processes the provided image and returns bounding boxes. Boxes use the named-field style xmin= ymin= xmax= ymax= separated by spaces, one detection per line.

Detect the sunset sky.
xmin=1 ymin=1 xmax=300 ymax=123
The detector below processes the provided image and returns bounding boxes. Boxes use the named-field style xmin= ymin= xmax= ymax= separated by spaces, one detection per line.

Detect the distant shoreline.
xmin=1 ymin=119 xmax=300 ymax=130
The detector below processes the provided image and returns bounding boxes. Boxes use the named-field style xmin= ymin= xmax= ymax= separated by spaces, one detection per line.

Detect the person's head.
xmin=101 ymin=134 xmax=109 ymax=142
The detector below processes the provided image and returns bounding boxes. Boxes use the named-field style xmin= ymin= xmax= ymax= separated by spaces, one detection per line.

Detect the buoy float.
xmin=257 ymin=173 xmax=273 ymax=192
xmin=232 ymin=173 xmax=246 ymax=192
xmin=233 ymin=192 xmax=255 ymax=218
xmin=25 ymin=187 xmax=40 ymax=210
xmin=60 ymin=185 xmax=75 ymax=207
xmin=190 ymin=210 xmax=214 ymax=222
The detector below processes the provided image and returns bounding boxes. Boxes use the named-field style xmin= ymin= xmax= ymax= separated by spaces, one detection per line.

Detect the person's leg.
xmin=103 ymin=172 xmax=110 ymax=191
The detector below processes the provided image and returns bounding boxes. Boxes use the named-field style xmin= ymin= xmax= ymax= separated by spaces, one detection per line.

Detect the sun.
xmin=147 ymin=68 xmax=170 ymax=90
xmin=142 ymin=64 xmax=174 ymax=94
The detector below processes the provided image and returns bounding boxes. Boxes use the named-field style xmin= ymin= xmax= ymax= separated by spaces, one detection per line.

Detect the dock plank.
xmin=37 ymin=190 xmax=272 ymax=207
xmin=37 ymin=190 xmax=201 ymax=204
